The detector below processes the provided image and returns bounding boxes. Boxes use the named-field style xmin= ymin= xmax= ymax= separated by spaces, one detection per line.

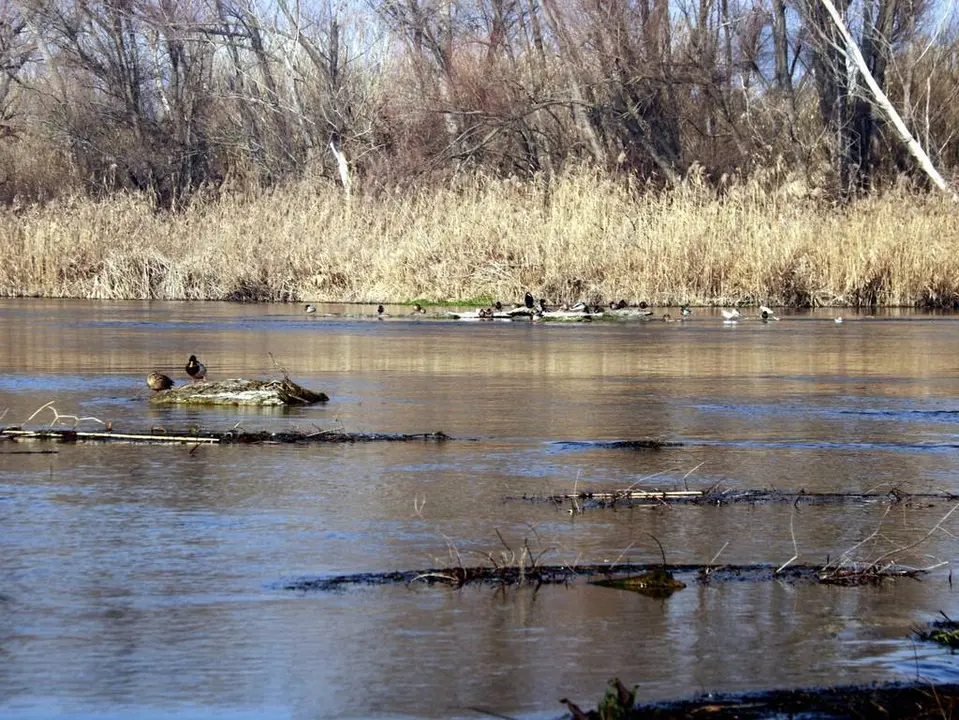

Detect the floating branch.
xmin=25 ymin=401 xmax=110 ymax=429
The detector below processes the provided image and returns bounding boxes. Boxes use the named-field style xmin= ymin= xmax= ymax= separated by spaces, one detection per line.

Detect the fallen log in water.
xmin=0 ymin=427 xmax=452 ymax=446
xmin=149 ymin=377 xmax=328 ymax=406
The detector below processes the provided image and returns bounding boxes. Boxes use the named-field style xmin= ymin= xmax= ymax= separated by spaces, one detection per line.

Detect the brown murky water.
xmin=2 ymin=299 xmax=959 ymax=719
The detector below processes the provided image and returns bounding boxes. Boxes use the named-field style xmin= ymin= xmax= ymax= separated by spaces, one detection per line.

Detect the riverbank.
xmin=2 ymin=172 xmax=957 ymax=307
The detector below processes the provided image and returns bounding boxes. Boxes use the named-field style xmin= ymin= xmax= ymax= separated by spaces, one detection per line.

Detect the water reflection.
xmin=1 ymin=300 xmax=959 ymax=718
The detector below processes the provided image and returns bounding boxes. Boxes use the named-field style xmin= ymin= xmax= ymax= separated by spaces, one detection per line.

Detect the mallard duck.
xmin=537 ymin=298 xmax=548 ymax=313
xmin=721 ymin=309 xmax=741 ymax=321
xmin=147 ymin=371 xmax=174 ymax=392
xmin=494 ymin=301 xmax=503 ymax=311
xmin=662 ymin=313 xmax=673 ymax=322
xmin=377 ymin=304 xmax=384 ymax=316
xmin=304 ymin=304 xmax=316 ymax=314
xmin=524 ymin=291 xmax=534 ymax=309
xmin=185 ymin=355 xmax=207 ymax=382
xmin=759 ymin=305 xmax=779 ymax=321
xmin=680 ymin=304 xmax=692 ymax=317
xmin=412 ymin=303 xmax=425 ymax=314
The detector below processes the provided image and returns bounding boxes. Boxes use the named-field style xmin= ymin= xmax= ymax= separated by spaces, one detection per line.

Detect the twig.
xmin=865 ymin=500 xmax=959 ymax=571
xmin=621 ymin=467 xmax=682 ymax=494
xmin=409 ymin=572 xmax=460 ymax=585
xmin=681 ymin=462 xmax=705 ymax=491
xmin=647 ymin=533 xmax=668 ymax=568
xmin=268 ymin=352 xmax=291 ymax=381
xmin=608 ymin=542 xmax=636 ymax=572
xmin=777 ymin=509 xmax=800 ymax=574
xmin=707 ymin=541 xmax=729 ymax=567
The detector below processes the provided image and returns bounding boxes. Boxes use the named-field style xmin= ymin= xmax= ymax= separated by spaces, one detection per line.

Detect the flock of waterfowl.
xmin=145 ymin=299 xmax=840 ymax=394
xmin=146 ymin=354 xmax=207 ymax=393
xmin=302 ymin=294 xmax=829 ymax=325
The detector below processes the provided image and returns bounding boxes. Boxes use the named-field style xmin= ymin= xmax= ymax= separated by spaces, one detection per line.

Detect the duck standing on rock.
xmin=185 ymin=355 xmax=207 ymax=383
xmin=524 ymin=291 xmax=535 ymax=309
xmin=147 ymin=371 xmax=174 ymax=392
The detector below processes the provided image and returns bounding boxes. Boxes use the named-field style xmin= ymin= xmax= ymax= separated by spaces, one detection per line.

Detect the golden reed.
xmin=1 ymin=170 xmax=956 ymax=307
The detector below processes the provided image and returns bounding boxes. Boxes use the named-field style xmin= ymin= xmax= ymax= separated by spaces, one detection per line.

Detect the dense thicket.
xmin=0 ymin=0 xmax=956 ymax=207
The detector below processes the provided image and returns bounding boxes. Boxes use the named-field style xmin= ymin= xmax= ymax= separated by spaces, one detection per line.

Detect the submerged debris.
xmin=149 ymin=377 xmax=328 ymax=406
xmin=916 ymin=615 xmax=959 ymax=649
xmin=279 ymin=562 xmax=883 ymax=593
xmin=0 ymin=427 xmax=452 ymax=446
xmin=591 ymin=569 xmax=687 ymax=597
xmin=565 ymin=680 xmax=959 ymax=719
xmin=514 ymin=487 xmax=951 ymax=509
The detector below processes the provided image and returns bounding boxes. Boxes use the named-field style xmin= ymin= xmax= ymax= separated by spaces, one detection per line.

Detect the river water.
xmin=1 ymin=300 xmax=959 ymax=719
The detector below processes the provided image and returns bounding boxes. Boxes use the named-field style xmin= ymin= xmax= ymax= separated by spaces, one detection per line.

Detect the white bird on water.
xmin=721 ymin=308 xmax=741 ymax=321
xmin=835 ymin=316 xmax=844 ymax=324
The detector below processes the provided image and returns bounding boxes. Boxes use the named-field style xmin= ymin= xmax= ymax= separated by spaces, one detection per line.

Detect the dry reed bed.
xmin=1 ymin=172 xmax=956 ymax=306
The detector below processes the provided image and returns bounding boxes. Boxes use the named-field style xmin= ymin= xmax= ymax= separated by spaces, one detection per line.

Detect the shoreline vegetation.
xmin=2 ymin=172 xmax=958 ymax=308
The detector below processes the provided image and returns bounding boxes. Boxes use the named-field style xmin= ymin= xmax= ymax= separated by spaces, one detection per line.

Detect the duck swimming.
xmin=377 ymin=305 xmax=384 ymax=316
xmin=304 ymin=304 xmax=316 ymax=314
xmin=759 ymin=305 xmax=779 ymax=321
xmin=185 ymin=355 xmax=207 ymax=382
xmin=721 ymin=309 xmax=741 ymax=321
xmin=147 ymin=371 xmax=174 ymax=392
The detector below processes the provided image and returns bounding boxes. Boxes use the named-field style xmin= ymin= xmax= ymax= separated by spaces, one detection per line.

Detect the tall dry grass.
xmin=1 ymin=170 xmax=957 ymax=306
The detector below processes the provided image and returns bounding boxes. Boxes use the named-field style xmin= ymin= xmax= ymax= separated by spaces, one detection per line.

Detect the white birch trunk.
xmin=818 ymin=0 xmax=957 ymax=201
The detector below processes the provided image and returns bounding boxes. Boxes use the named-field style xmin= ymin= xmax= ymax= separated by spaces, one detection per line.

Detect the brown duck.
xmin=147 ymin=371 xmax=174 ymax=392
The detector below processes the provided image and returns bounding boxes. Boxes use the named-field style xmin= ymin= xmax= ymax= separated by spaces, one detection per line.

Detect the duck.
xmin=185 ymin=355 xmax=207 ymax=383
xmin=412 ymin=303 xmax=425 ymax=314
xmin=377 ymin=304 xmax=384 ymax=316
xmin=721 ymin=308 xmax=741 ymax=321
xmin=147 ymin=371 xmax=174 ymax=392
xmin=759 ymin=305 xmax=779 ymax=321
xmin=304 ymin=304 xmax=316 ymax=314
xmin=680 ymin=304 xmax=692 ymax=317
xmin=537 ymin=298 xmax=548 ymax=313
xmin=835 ymin=316 xmax=844 ymax=324
xmin=662 ymin=313 xmax=674 ymax=323
xmin=494 ymin=301 xmax=503 ymax=311
xmin=524 ymin=291 xmax=535 ymax=309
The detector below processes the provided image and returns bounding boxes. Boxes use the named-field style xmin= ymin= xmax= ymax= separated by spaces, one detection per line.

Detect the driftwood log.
xmin=150 ymin=378 xmax=328 ymax=406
